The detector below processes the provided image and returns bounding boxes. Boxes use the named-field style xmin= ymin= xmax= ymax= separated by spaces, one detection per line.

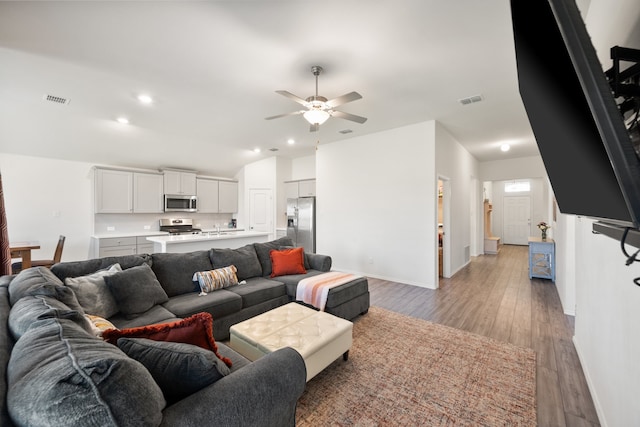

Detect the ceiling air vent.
xmin=458 ymin=94 xmax=483 ymax=105
xmin=269 ymin=148 xmax=279 ymax=152
xmin=43 ymin=94 xmax=70 ymax=105
xmin=339 ymin=129 xmax=353 ymax=134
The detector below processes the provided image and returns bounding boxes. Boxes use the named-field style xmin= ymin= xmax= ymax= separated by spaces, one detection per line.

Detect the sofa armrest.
xmin=306 ymin=253 xmax=332 ymax=272
xmin=159 ymin=347 xmax=306 ymax=427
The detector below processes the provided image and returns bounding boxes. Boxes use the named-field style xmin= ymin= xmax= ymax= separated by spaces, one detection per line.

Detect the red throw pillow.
xmin=102 ymin=312 xmax=232 ymax=367
xmin=270 ymin=247 xmax=307 ymax=278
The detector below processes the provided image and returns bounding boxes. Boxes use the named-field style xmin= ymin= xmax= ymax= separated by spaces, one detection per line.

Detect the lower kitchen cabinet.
xmin=97 ymin=237 xmax=136 ymax=257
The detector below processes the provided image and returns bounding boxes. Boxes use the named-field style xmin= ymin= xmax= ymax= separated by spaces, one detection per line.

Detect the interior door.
xmin=503 ymin=196 xmax=531 ymax=245
xmin=249 ymin=188 xmax=273 ymax=234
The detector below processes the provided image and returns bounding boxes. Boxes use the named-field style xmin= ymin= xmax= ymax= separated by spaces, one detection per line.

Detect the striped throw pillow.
xmin=193 ymin=265 xmax=239 ymax=293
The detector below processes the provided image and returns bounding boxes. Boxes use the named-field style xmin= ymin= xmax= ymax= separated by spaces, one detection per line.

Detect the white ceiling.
xmin=0 ymin=0 xmax=541 ymax=178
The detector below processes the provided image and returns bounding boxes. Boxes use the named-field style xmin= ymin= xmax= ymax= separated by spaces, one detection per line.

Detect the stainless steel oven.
xmin=164 ymin=194 xmax=197 ymax=212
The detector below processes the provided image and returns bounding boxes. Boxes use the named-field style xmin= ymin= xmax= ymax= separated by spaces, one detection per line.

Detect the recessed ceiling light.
xmin=137 ymin=94 xmax=153 ymax=104
xmin=116 ymin=117 xmax=129 ymax=124
xmin=287 ymin=139 xmax=295 ymax=145
xmin=500 ymin=143 xmax=511 ymax=152
xmin=253 ymin=148 xmax=261 ymax=153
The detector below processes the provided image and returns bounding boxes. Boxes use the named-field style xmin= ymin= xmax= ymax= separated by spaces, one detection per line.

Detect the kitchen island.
xmin=146 ymin=230 xmax=271 ymax=253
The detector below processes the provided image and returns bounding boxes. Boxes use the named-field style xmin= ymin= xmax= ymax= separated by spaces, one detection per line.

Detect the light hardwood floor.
xmin=367 ymin=244 xmax=600 ymax=427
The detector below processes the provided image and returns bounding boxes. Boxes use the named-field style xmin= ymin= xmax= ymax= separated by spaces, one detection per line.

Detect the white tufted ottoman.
xmin=229 ymin=303 xmax=353 ymax=381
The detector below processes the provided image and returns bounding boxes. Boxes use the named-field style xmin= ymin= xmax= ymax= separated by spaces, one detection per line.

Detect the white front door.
xmin=249 ymin=188 xmax=273 ymax=234
xmin=503 ymin=196 xmax=531 ymax=245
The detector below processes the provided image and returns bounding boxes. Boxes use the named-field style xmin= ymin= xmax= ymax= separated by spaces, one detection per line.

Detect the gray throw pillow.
xmin=64 ymin=263 xmax=122 ymax=318
xmin=104 ymin=264 xmax=169 ymax=317
xmin=117 ymin=337 xmax=230 ymax=403
xmin=209 ymin=244 xmax=262 ymax=281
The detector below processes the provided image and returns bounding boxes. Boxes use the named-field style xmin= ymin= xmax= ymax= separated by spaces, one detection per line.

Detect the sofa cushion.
xmin=104 ymin=264 xmax=169 ymax=317
xmin=270 ymin=247 xmax=307 ymax=277
xmin=193 ymin=265 xmax=239 ymax=293
xmin=270 ymin=269 xmax=328 ymax=298
xmin=51 ymin=254 xmax=151 ymax=282
xmin=209 ymin=244 xmax=262 ymax=281
xmin=216 ymin=342 xmax=251 ymax=373
xmin=7 ymin=317 xmax=165 ymax=427
xmin=253 ymin=237 xmax=295 ymax=277
xmin=229 ymin=277 xmax=287 ymax=308
xmin=161 ymin=289 xmax=242 ymax=320
xmin=64 ymin=263 xmax=122 ymax=318
xmin=8 ymin=267 xmax=84 ymax=312
xmin=102 ymin=312 xmax=232 ymax=367
xmin=151 ymin=251 xmax=211 ymax=297
xmin=117 ymin=337 xmax=230 ymax=403
xmin=8 ymin=295 xmax=92 ymax=341
xmin=109 ymin=305 xmax=179 ymax=330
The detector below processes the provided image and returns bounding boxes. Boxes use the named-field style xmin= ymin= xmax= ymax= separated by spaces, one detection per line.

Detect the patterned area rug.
xmin=296 ymin=306 xmax=536 ymax=426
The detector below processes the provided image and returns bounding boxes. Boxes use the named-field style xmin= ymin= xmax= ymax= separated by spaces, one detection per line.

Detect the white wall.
xmin=434 ymin=122 xmax=480 ymax=274
xmin=316 ymin=121 xmax=436 ymax=287
xmin=479 ymin=155 xmax=546 ymax=182
xmin=291 ymin=155 xmax=315 ymax=180
xmin=0 ymin=153 xmax=94 ymax=262
xmin=568 ymin=0 xmax=640 ymax=424
xmin=572 ymin=217 xmax=640 ymax=427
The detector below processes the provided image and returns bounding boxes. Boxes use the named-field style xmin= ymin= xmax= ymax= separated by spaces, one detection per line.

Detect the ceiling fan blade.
xmin=265 ymin=110 xmax=304 ymax=120
xmin=276 ymin=90 xmax=308 ymax=106
xmin=331 ymin=110 xmax=368 ymax=124
xmin=310 ymin=123 xmax=319 ymax=132
xmin=325 ymin=91 xmax=362 ymax=108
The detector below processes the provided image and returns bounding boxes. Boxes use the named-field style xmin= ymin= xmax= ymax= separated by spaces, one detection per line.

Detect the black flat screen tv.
xmin=510 ymin=0 xmax=640 ymax=229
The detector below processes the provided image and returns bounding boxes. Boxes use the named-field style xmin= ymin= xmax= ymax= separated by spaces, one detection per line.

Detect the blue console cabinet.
xmin=528 ymin=237 xmax=555 ymax=281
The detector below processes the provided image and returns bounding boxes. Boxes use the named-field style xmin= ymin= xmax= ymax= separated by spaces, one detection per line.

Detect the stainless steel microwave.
xmin=164 ymin=194 xmax=197 ymax=212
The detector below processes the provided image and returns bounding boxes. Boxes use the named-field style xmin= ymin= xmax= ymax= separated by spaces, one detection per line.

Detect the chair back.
xmin=52 ymin=235 xmax=65 ymax=263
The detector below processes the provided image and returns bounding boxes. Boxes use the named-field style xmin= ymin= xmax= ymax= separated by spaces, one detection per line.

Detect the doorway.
xmin=503 ymin=195 xmax=531 ymax=245
xmin=437 ymin=176 xmax=450 ymax=284
xmin=249 ymin=188 xmax=273 ymax=236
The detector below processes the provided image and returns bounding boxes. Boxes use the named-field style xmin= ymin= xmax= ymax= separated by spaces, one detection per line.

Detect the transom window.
xmin=504 ymin=180 xmax=531 ymax=192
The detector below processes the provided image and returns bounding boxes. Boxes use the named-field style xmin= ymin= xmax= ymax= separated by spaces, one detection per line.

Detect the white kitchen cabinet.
xmin=133 ymin=172 xmax=164 ymax=213
xmin=285 ymin=182 xmax=299 ymax=199
xmin=218 ymin=181 xmax=238 ymax=213
xmin=196 ymin=178 xmax=220 ymax=213
xmin=298 ymin=179 xmax=316 ymax=197
xmin=163 ymin=170 xmax=197 ymax=195
xmin=95 ymin=169 xmax=133 ymax=213
xmin=97 ymin=236 xmax=137 ymax=257
xmin=284 ymin=179 xmax=316 ymax=199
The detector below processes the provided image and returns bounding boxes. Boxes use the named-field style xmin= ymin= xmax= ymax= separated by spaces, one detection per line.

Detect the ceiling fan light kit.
xmin=266 ymin=65 xmax=367 ymax=132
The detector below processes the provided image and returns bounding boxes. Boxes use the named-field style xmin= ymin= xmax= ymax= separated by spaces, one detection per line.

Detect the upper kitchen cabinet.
xmin=163 ymin=170 xmax=197 ymax=195
xmin=95 ymin=168 xmax=164 ymax=214
xmin=133 ymin=172 xmax=164 ymax=213
xmin=196 ymin=178 xmax=220 ymax=213
xmin=218 ymin=180 xmax=238 ymax=213
xmin=95 ymin=168 xmax=133 ymax=213
xmin=285 ymin=179 xmax=316 ymax=198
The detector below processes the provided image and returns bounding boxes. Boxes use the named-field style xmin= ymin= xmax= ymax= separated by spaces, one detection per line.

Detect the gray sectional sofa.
xmin=0 ymin=237 xmax=370 ymax=426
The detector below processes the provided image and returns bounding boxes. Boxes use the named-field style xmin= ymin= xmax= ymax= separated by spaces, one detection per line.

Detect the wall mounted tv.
xmin=510 ymin=0 xmax=640 ymax=230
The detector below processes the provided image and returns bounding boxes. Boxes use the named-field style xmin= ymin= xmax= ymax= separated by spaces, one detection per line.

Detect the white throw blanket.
xmin=296 ymin=271 xmax=359 ymax=311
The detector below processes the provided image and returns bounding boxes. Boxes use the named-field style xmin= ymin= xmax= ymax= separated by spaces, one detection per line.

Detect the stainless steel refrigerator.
xmin=286 ymin=197 xmax=316 ymax=253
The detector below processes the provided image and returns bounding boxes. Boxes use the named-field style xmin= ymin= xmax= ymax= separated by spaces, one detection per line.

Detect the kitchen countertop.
xmin=146 ymin=230 xmax=271 ymax=253
xmin=92 ymin=231 xmax=169 ymax=238
xmin=146 ymin=230 xmax=267 ymax=244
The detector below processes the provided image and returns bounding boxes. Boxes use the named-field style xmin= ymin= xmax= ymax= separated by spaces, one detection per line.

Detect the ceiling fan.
xmin=265 ymin=65 xmax=367 ymax=132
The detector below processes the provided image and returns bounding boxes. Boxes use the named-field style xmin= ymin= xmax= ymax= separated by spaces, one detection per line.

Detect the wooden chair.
xmin=11 ymin=235 xmax=65 ymax=274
